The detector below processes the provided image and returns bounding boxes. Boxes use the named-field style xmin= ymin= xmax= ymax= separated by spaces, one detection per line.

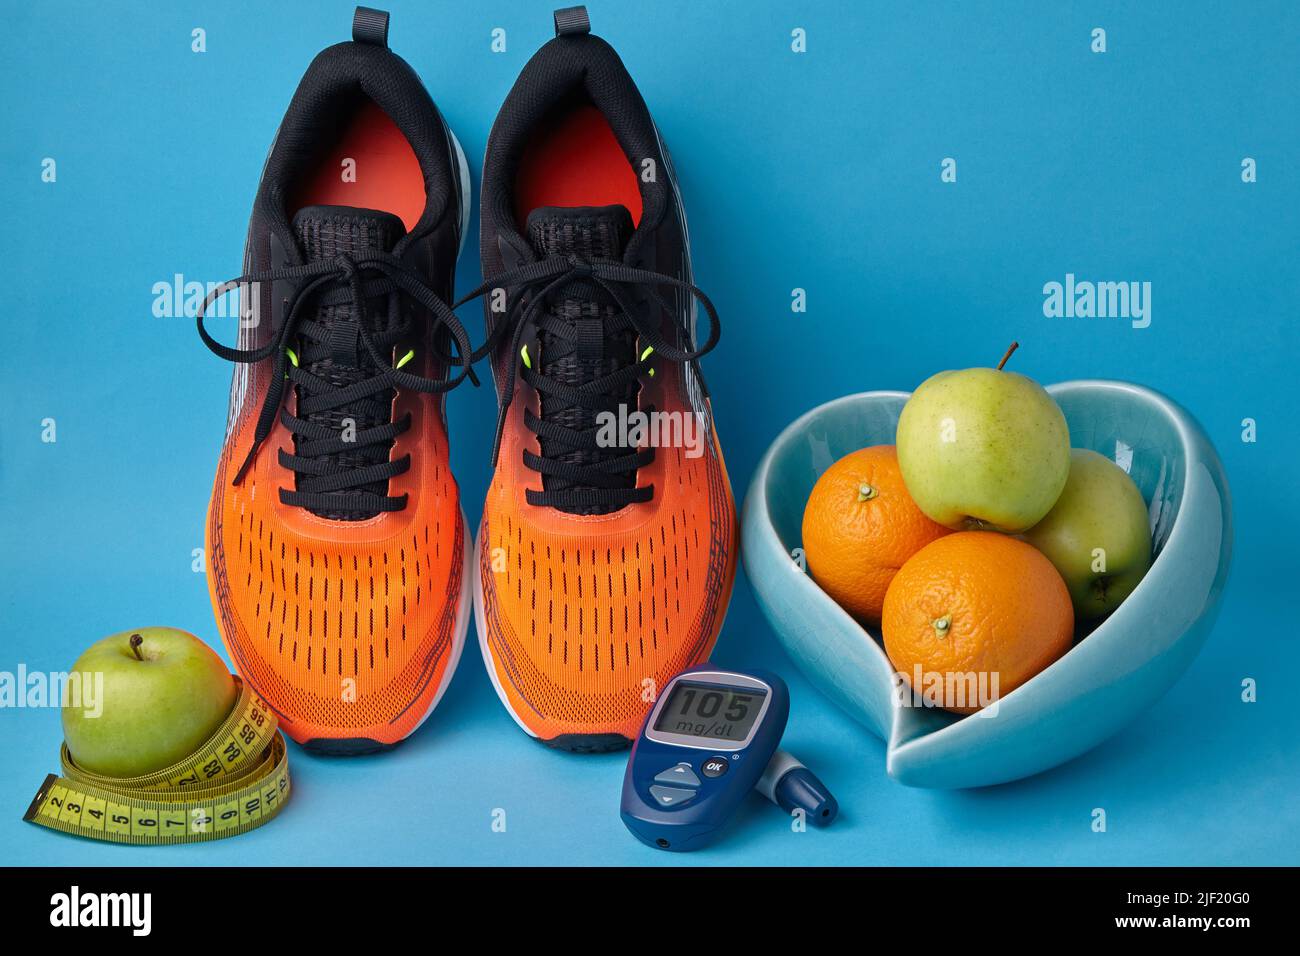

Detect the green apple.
xmin=896 ymin=344 xmax=1071 ymax=532
xmin=62 ymin=627 xmax=237 ymax=777
xmin=1023 ymin=448 xmax=1153 ymax=620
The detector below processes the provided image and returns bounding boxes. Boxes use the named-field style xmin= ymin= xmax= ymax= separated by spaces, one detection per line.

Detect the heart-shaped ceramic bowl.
xmin=742 ymin=380 xmax=1232 ymax=789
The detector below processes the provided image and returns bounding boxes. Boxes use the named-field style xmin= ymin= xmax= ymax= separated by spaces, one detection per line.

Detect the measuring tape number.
xmin=24 ymin=678 xmax=290 ymax=845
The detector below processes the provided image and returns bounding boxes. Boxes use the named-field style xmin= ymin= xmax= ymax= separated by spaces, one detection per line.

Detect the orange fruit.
xmin=802 ymin=445 xmax=952 ymax=622
xmin=882 ymin=531 xmax=1074 ymax=714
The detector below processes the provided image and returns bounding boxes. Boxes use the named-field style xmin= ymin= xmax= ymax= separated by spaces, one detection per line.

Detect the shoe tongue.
xmin=524 ymin=204 xmax=633 ymax=260
xmin=285 ymin=205 xmax=407 ymax=523
xmin=291 ymin=204 xmax=406 ymax=260
xmin=522 ymin=205 xmax=640 ymax=516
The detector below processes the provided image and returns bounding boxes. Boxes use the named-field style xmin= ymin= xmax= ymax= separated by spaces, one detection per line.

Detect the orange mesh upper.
xmin=478 ymin=364 xmax=738 ymax=741
xmin=207 ymin=360 xmax=466 ymax=746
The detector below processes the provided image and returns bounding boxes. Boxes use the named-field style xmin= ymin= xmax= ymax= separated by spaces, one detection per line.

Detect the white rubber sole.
xmin=403 ymin=507 xmax=474 ymax=738
xmin=448 ymin=124 xmax=472 ymax=257
xmin=472 ymin=528 xmax=541 ymax=738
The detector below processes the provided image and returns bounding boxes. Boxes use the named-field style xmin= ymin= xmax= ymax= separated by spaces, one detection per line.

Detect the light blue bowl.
xmin=742 ymin=381 xmax=1232 ymax=789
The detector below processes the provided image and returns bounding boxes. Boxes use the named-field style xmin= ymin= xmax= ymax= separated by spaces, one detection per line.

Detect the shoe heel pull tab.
xmin=353 ymin=6 xmax=390 ymax=47
xmin=553 ymin=5 xmax=590 ymax=37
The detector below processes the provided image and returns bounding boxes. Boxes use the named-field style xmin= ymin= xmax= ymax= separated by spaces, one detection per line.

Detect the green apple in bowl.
xmin=62 ymin=627 xmax=237 ymax=778
xmin=896 ymin=343 xmax=1071 ymax=533
xmin=1023 ymin=448 xmax=1153 ymax=621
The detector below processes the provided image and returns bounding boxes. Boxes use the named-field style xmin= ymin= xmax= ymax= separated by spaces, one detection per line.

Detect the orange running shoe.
xmin=197 ymin=8 xmax=475 ymax=753
xmin=463 ymin=7 xmax=739 ymax=751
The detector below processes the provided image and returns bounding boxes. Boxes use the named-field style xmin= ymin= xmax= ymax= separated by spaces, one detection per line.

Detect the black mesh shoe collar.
xmin=255 ymin=39 xmax=458 ymax=267
xmin=480 ymin=31 xmax=670 ymax=268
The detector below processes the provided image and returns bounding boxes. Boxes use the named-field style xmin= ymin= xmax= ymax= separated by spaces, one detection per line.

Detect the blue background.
xmin=2 ymin=0 xmax=1297 ymax=866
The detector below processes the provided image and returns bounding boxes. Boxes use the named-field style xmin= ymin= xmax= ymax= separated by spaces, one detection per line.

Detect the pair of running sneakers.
xmin=198 ymin=6 xmax=738 ymax=754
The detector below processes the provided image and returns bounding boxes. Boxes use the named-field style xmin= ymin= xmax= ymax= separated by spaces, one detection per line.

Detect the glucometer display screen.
xmin=654 ymin=682 xmax=766 ymax=741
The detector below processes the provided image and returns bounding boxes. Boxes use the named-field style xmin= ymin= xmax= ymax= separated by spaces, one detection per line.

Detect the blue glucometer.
xmin=620 ymin=665 xmax=837 ymax=851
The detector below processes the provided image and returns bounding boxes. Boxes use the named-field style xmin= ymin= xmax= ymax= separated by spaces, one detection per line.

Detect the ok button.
xmin=701 ymin=756 xmax=729 ymax=778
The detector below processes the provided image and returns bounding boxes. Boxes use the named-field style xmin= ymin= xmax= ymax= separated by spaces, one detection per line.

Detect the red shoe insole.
xmin=290 ymin=99 xmax=425 ymax=231
xmin=514 ymin=104 xmax=642 ymax=227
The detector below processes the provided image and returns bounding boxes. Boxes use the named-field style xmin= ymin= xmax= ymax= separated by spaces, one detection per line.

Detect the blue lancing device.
xmin=620 ymin=665 xmax=837 ymax=851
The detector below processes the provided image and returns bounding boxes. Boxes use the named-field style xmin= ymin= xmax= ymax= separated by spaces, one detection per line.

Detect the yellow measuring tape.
xmin=24 ymin=678 xmax=290 ymax=845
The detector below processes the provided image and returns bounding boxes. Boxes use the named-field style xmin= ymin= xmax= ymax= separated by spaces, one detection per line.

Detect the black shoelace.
xmin=456 ymin=254 xmax=720 ymax=512
xmin=197 ymin=251 xmax=475 ymax=515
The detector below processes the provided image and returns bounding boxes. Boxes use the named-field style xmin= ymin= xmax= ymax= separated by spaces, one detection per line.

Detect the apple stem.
xmin=996 ymin=341 xmax=1019 ymax=371
xmin=129 ymin=633 xmax=144 ymax=661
